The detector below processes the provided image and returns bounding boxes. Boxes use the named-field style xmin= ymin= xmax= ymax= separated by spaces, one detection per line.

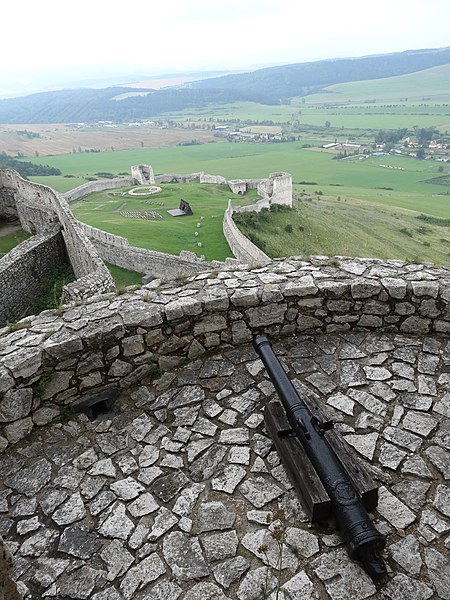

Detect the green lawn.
xmin=72 ymin=183 xmax=258 ymax=261
xmin=105 ymin=263 xmax=143 ymax=288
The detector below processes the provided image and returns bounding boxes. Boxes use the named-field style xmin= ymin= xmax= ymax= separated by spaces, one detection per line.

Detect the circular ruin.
xmin=127 ymin=185 xmax=162 ymax=197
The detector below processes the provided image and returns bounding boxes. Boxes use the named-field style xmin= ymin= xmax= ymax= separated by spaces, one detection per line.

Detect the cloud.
xmin=1 ymin=0 xmax=449 ymax=72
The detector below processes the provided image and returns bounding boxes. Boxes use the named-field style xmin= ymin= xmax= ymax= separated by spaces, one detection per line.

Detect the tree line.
xmin=0 ymin=152 xmax=61 ymax=176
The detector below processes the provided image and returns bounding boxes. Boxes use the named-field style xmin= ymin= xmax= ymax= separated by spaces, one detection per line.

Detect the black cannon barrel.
xmin=254 ymin=335 xmax=387 ymax=581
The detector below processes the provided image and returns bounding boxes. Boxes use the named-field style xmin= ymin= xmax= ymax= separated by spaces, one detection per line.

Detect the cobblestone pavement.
xmin=2 ymin=332 xmax=450 ymax=599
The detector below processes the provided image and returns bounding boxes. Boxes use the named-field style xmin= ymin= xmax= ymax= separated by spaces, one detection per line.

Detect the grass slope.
xmin=0 ymin=227 xmax=30 ymax=257
xmin=304 ymin=63 xmax=450 ymax=104
xmin=235 ymin=194 xmax=450 ymax=266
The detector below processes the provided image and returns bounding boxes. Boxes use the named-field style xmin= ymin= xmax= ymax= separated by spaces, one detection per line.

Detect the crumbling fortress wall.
xmin=65 ymin=176 xmax=136 ymax=204
xmin=223 ymin=200 xmax=271 ymax=265
xmin=257 ymin=171 xmax=292 ymax=205
xmin=0 ymin=166 xmax=292 ymax=325
xmin=0 ymin=170 xmax=115 ymax=325
xmin=222 ymin=172 xmax=293 ymax=264
xmin=131 ymin=164 xmax=155 ymax=184
xmin=0 ymin=232 xmax=68 ymax=325
xmin=62 ymin=168 xmax=292 ymax=277
xmin=77 ymin=222 xmax=234 ymax=279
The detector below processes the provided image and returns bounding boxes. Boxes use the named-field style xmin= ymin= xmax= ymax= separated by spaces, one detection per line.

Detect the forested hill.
xmin=189 ymin=46 xmax=450 ymax=100
xmin=1 ymin=46 xmax=449 ymax=124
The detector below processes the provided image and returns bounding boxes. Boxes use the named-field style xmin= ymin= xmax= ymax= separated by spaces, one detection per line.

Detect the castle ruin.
xmin=0 ymin=166 xmax=449 ymax=598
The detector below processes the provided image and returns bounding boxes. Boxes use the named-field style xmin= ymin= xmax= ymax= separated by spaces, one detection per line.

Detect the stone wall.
xmin=131 ymin=164 xmax=154 ymax=184
xmin=0 ymin=170 xmax=115 ymax=305
xmin=154 ymin=173 xmax=203 ymax=184
xmin=228 ymin=180 xmax=247 ymax=195
xmin=223 ymin=200 xmax=271 ymax=265
xmin=0 ymin=187 xmax=18 ymax=222
xmin=199 ymin=173 xmax=227 ymax=185
xmin=257 ymin=172 xmax=292 ymax=206
xmin=0 ymin=231 xmax=69 ymax=326
xmin=0 ymin=255 xmax=449 ymax=450
xmin=64 ymin=177 xmax=136 ymax=203
xmin=0 ymin=166 xmax=292 ymax=325
xmin=79 ymin=222 xmax=227 ymax=279
xmin=63 ymin=168 xmax=291 ymax=278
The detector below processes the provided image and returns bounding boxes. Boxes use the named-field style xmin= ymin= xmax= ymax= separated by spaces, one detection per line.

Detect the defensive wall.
xmin=0 ymin=167 xmax=292 ymax=325
xmin=223 ymin=200 xmax=271 ymax=265
xmin=0 ymin=232 xmax=69 ymax=325
xmin=78 ymin=222 xmax=236 ymax=280
xmin=64 ymin=177 xmax=136 ymax=204
xmin=0 ymin=170 xmax=115 ymax=321
xmin=62 ymin=168 xmax=292 ymax=277
xmin=0 ymin=255 xmax=449 ymax=450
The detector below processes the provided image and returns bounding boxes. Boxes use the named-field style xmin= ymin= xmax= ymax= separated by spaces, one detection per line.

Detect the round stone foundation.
xmin=127 ymin=186 xmax=162 ymax=196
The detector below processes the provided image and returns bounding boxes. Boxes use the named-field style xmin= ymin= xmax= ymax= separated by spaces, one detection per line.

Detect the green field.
xmin=163 ymin=64 xmax=450 ymax=127
xmin=105 ymin=263 xmax=143 ymax=288
xmin=234 ymin=194 xmax=450 ymax=266
xmin=29 ymin=142 xmax=450 ymax=219
xmin=302 ymin=64 xmax=450 ymax=105
xmin=72 ymin=183 xmax=257 ymax=261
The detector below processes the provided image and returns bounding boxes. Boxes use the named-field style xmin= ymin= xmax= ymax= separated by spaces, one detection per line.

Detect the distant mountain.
xmin=0 ymin=47 xmax=449 ymax=124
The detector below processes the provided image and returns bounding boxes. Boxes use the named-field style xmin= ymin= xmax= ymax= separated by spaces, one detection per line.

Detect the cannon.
xmin=254 ymin=334 xmax=387 ymax=580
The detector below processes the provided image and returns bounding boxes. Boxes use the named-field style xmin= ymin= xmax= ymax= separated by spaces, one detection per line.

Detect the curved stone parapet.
xmin=223 ymin=200 xmax=271 ymax=265
xmin=0 ymin=255 xmax=449 ymax=450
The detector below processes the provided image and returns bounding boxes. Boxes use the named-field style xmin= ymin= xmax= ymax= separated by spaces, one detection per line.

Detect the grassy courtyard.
xmin=72 ymin=182 xmax=258 ymax=262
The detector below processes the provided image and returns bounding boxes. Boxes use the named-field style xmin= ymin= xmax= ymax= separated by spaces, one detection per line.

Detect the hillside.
xmin=0 ymin=47 xmax=449 ymax=124
xmin=190 ymin=46 xmax=450 ymax=101
xmin=305 ymin=62 xmax=450 ymax=104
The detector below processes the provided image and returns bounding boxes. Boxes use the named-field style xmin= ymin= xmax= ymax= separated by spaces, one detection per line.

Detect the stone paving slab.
xmin=2 ymin=332 xmax=450 ymax=599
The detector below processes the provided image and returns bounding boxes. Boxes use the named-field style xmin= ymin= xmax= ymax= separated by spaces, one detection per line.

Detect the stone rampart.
xmin=154 ymin=172 xmax=203 ymax=184
xmin=223 ymin=200 xmax=271 ymax=265
xmin=0 ymin=255 xmax=449 ymax=450
xmin=0 ymin=231 xmax=69 ymax=325
xmin=257 ymin=171 xmax=292 ymax=206
xmin=0 ymin=166 xmax=292 ymax=324
xmin=62 ymin=168 xmax=291 ymax=278
xmin=0 ymin=170 xmax=115 ymax=308
xmin=0 ymin=186 xmax=18 ymax=221
xmin=199 ymin=173 xmax=227 ymax=185
xmin=78 ymin=222 xmax=226 ymax=279
xmin=64 ymin=177 xmax=136 ymax=203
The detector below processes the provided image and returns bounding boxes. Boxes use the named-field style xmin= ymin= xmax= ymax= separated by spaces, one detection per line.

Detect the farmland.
xmin=29 ymin=142 xmax=450 ymax=218
xmin=1 ymin=61 xmax=448 ymax=266
xmin=0 ymin=123 xmax=217 ymax=159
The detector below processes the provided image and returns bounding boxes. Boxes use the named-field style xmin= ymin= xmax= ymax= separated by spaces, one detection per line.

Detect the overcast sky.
xmin=2 ymin=0 xmax=449 ymax=77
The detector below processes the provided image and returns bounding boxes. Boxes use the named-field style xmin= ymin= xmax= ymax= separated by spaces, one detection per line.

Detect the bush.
xmin=284 ymin=224 xmax=293 ymax=233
